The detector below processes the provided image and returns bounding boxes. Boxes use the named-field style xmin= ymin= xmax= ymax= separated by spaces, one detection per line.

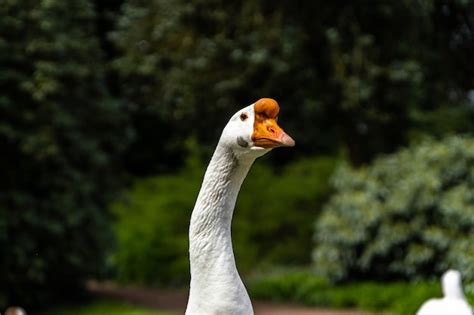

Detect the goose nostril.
xmin=267 ymin=127 xmax=275 ymax=133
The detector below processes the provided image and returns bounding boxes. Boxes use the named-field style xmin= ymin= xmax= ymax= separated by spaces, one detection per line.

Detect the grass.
xmin=41 ymin=299 xmax=176 ymax=315
xmin=248 ymin=269 xmax=474 ymax=315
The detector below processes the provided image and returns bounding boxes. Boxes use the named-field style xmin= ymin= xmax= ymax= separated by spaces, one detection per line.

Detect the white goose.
xmin=185 ymin=98 xmax=294 ymax=315
xmin=417 ymin=269 xmax=473 ymax=315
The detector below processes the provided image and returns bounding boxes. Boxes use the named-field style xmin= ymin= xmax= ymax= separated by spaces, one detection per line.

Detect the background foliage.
xmin=0 ymin=0 xmax=473 ymax=310
xmin=112 ymin=0 xmax=474 ymax=169
xmin=0 ymin=0 xmax=130 ymax=308
xmin=248 ymin=269 xmax=474 ymax=315
xmin=111 ymin=146 xmax=335 ymax=286
xmin=314 ymin=136 xmax=474 ymax=283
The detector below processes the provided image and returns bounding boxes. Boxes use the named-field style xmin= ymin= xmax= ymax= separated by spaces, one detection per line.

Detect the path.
xmin=87 ymin=281 xmax=373 ymax=315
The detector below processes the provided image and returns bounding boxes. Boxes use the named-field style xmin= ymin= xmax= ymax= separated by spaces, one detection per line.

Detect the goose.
xmin=417 ymin=269 xmax=473 ymax=315
xmin=185 ymin=98 xmax=295 ymax=315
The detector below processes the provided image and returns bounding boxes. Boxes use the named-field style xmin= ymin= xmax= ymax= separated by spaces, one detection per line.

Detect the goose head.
xmin=442 ymin=269 xmax=466 ymax=299
xmin=220 ymin=98 xmax=295 ymax=160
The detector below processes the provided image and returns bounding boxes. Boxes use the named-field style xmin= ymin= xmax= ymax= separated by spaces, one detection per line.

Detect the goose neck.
xmin=190 ymin=145 xmax=253 ymax=241
xmin=187 ymin=145 xmax=254 ymax=314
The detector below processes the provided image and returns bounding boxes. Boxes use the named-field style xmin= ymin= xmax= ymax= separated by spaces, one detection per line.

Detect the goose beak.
xmin=252 ymin=118 xmax=295 ymax=148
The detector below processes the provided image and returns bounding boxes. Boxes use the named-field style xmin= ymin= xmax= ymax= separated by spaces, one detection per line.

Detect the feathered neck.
xmin=186 ymin=144 xmax=255 ymax=315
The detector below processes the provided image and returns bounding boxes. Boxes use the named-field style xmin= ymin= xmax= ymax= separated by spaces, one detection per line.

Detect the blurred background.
xmin=1 ymin=0 xmax=474 ymax=314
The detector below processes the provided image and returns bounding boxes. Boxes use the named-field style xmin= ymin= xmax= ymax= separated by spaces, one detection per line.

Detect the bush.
xmin=313 ymin=136 xmax=474 ymax=283
xmin=111 ymin=154 xmax=336 ymax=286
xmin=248 ymin=269 xmax=474 ymax=314
xmin=111 ymin=167 xmax=201 ymax=286
xmin=235 ymin=155 xmax=336 ymax=270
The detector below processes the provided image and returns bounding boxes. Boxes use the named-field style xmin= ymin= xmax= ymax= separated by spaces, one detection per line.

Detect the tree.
xmin=112 ymin=0 xmax=473 ymax=172
xmin=0 ymin=0 xmax=130 ymax=307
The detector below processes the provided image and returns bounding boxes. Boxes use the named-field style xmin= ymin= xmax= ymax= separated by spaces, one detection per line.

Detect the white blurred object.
xmin=4 ymin=306 xmax=26 ymax=315
xmin=417 ymin=270 xmax=473 ymax=315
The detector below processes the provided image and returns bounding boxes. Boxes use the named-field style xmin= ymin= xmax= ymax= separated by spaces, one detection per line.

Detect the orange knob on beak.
xmin=252 ymin=98 xmax=295 ymax=149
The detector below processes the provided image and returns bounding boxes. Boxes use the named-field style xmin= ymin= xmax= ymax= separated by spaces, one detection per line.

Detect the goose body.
xmin=417 ymin=270 xmax=473 ymax=315
xmin=186 ymin=98 xmax=294 ymax=315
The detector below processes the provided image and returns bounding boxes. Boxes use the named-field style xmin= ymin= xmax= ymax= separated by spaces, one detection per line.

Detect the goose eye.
xmin=240 ymin=113 xmax=248 ymax=121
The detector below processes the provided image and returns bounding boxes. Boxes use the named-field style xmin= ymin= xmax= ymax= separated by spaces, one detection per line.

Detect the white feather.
xmin=417 ymin=270 xmax=473 ymax=315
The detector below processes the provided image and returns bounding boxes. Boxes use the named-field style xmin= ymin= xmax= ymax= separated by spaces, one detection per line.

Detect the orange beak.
xmin=252 ymin=98 xmax=295 ymax=149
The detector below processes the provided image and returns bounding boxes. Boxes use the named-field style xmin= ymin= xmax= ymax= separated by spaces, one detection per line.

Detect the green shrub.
xmin=111 ymin=169 xmax=200 ymax=286
xmin=248 ymin=269 xmax=473 ymax=314
xmin=313 ymin=136 xmax=474 ymax=283
xmin=111 ymin=155 xmax=336 ymax=286
xmin=235 ymin=155 xmax=336 ymax=270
